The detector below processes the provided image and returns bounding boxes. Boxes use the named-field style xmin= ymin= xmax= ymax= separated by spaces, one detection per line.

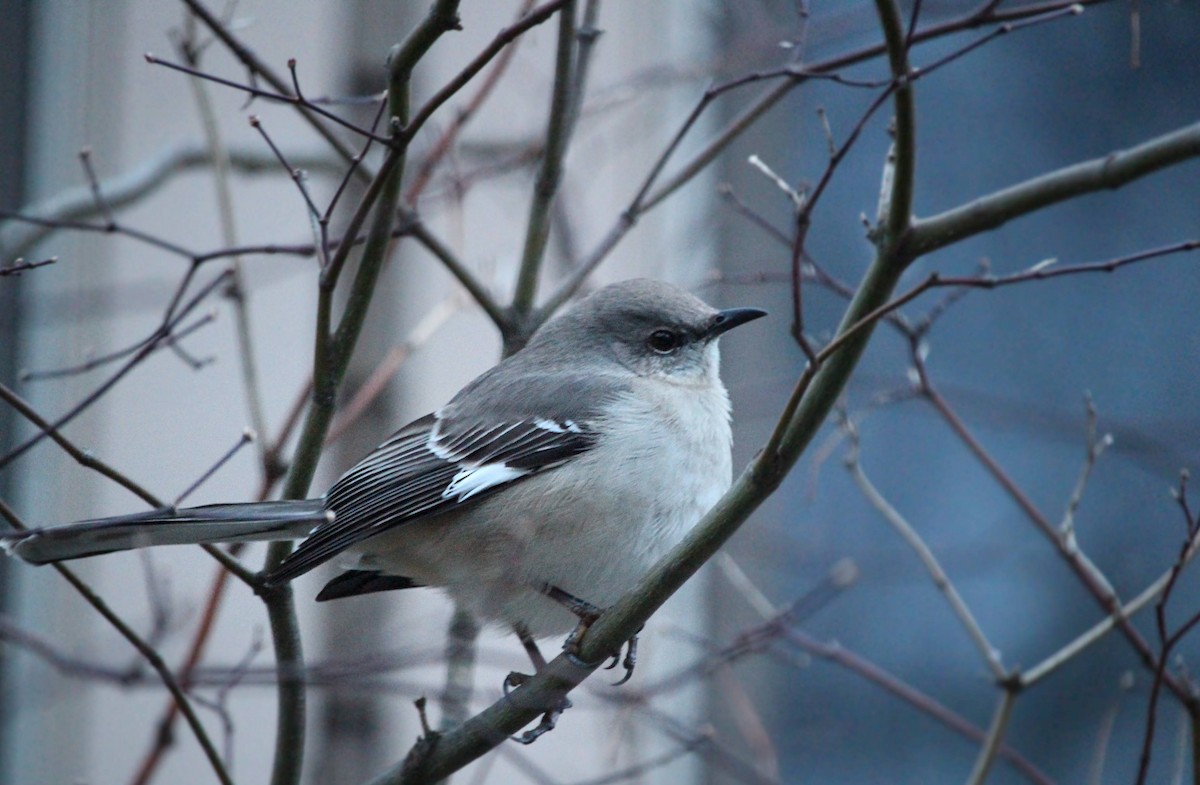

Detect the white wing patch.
xmin=443 ymin=462 xmax=529 ymax=501
xmin=533 ymin=418 xmax=582 ymax=434
xmin=430 ymin=417 xmax=591 ymax=501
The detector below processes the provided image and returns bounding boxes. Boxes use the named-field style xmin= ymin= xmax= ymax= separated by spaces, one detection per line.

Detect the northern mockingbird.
xmin=4 ymin=278 xmax=764 ymax=692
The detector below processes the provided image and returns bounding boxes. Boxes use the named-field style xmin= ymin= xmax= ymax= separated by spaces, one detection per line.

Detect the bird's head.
xmin=528 ymin=279 xmax=767 ymax=384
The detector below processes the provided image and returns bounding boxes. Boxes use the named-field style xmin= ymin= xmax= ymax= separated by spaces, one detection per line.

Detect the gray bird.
xmin=3 ymin=279 xmax=765 ymax=699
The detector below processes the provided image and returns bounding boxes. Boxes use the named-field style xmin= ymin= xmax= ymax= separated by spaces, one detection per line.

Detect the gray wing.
xmin=266 ymin=408 xmax=600 ymax=584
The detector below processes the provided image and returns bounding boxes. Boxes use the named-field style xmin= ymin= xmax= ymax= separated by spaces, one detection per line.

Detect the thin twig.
xmin=404 ymin=0 xmax=538 ymax=204
xmin=405 ymin=214 xmax=506 ymax=328
xmin=0 ymin=144 xmax=341 ymax=263
xmin=0 ymin=382 xmax=160 ymax=505
xmin=325 ymin=292 xmax=464 ymax=444
xmin=174 ymin=430 xmax=256 ymax=507
xmin=0 ymin=270 xmax=232 ymax=469
xmin=1135 ymin=471 xmax=1200 ymax=784
xmin=402 ymin=0 xmax=570 ymax=149
xmin=841 ymin=413 xmax=1008 ymax=681
xmin=250 ymin=115 xmax=323 ymax=221
xmin=914 ymin=353 xmax=1192 ymax=704
xmin=144 ymin=53 xmax=394 ymax=144
xmin=0 ymin=256 xmax=57 ymax=275
xmin=965 ymin=688 xmax=1018 ymax=785
xmin=179 ymin=0 xmax=381 ymax=171
xmin=77 ymin=147 xmax=117 ymax=228
xmin=0 ymin=501 xmax=235 ymax=785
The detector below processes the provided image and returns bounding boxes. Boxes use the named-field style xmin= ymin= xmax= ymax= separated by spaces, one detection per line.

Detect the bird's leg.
xmin=503 ymin=625 xmax=547 ymax=694
xmin=505 ymin=623 xmax=572 ymax=745
xmin=536 ymin=583 xmax=639 ymax=686
xmin=537 ymin=583 xmax=601 ymax=658
xmin=506 ymin=582 xmax=642 ymax=744
xmin=539 ymin=583 xmax=604 ymax=625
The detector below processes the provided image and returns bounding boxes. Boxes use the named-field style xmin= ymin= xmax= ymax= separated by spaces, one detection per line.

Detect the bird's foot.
xmin=602 ymin=633 xmax=638 ymax=686
xmin=561 ymin=614 xmax=595 ymax=661
xmin=503 ymin=669 xmax=530 ymax=696
xmin=504 ymin=626 xmax=574 ymax=744
xmin=563 ymin=620 xmax=641 ymax=686
xmin=511 ymin=695 xmax=573 ymax=745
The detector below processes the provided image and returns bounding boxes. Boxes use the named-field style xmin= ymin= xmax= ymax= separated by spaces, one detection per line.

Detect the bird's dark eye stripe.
xmin=646 ymin=328 xmax=683 ymax=353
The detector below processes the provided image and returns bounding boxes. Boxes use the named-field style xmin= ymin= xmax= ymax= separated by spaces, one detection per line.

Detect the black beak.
xmin=706 ymin=307 xmax=768 ymax=340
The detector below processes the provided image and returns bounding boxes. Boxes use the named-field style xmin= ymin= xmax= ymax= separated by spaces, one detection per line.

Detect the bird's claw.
xmin=511 ymin=696 xmax=572 ymax=745
xmin=503 ymin=670 xmax=530 ymax=696
xmin=503 ymin=663 xmax=573 ymax=744
xmin=565 ymin=624 xmax=639 ymax=686
xmin=611 ymin=634 xmax=638 ymax=686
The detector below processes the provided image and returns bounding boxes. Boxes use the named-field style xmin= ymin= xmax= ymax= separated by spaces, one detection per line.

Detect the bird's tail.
xmin=1 ymin=501 xmax=330 ymax=565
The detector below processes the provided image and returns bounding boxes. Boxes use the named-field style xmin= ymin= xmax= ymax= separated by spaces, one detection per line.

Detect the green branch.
xmin=509 ymin=0 xmax=578 ymax=341
xmin=263 ymin=5 xmax=463 ymax=785
xmin=909 ymin=121 xmax=1200 ymax=256
xmin=873 ymin=0 xmax=916 ymax=254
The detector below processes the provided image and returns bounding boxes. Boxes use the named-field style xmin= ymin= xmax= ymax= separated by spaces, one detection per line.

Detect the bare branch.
xmin=404 ymin=0 xmax=570 ymax=152
xmin=842 ymin=414 xmax=1008 ymax=681
xmin=1 ymin=269 xmax=231 ymax=469
xmin=0 ymin=255 xmax=56 ymax=275
xmin=510 ymin=0 xmax=580 ymax=336
xmin=0 ymin=144 xmax=338 ymax=262
xmin=909 ymin=122 xmax=1200 ymax=256
xmin=178 ymin=0 xmax=374 ymax=174
xmin=965 ymin=689 xmax=1018 ymax=785
xmin=0 ymin=501 xmax=234 ymax=785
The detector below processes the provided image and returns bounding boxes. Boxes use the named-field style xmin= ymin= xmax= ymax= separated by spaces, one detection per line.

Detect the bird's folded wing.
xmin=266 ymin=411 xmax=599 ymax=583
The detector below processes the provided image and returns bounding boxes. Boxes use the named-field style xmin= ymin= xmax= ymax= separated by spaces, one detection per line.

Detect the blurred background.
xmin=1 ymin=2 xmax=1198 ymax=784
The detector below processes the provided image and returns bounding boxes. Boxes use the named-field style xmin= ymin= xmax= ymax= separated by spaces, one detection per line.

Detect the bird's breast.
xmin=513 ymin=381 xmax=734 ymax=603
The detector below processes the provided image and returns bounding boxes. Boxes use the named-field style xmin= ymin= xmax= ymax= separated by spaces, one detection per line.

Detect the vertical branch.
xmin=439 ymin=608 xmax=481 ymax=731
xmin=1191 ymin=712 xmax=1200 ymax=785
xmin=871 ymin=0 xmax=916 ymax=255
xmin=965 ymin=688 xmax=1017 ymax=785
xmin=403 ymin=0 xmax=536 ymax=205
xmin=509 ymin=0 xmax=578 ymax=341
xmin=563 ymin=0 xmax=601 ymax=141
xmin=263 ymin=6 xmax=464 ymax=785
xmin=178 ymin=18 xmax=273 ymax=482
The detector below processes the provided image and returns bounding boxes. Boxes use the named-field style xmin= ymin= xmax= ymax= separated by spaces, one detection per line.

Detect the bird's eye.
xmin=646 ymin=329 xmax=683 ymax=354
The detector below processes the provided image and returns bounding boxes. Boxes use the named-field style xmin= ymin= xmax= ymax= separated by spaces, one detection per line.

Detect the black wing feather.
xmin=266 ymin=411 xmax=598 ymax=584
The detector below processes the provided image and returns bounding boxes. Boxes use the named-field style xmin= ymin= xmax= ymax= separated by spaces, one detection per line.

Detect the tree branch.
xmin=510 ymin=0 xmax=579 ymax=341
xmin=179 ymin=0 xmax=369 ymax=177
xmin=909 ymin=121 xmax=1200 ymax=256
xmin=264 ymin=6 xmax=464 ymax=785
xmin=0 ymin=503 xmax=234 ymax=785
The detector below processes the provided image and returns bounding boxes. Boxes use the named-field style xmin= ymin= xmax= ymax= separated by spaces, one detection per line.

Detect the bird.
xmin=3 ymin=278 xmax=765 ymax=712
